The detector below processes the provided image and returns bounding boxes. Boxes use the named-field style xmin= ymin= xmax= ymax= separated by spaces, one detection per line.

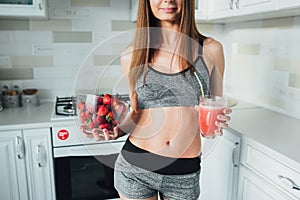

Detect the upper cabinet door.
xmin=208 ymin=0 xmax=235 ymax=20
xmin=195 ymin=0 xmax=208 ymax=21
xmin=279 ymin=0 xmax=300 ymax=9
xmin=208 ymin=0 xmax=278 ymax=20
xmin=0 ymin=0 xmax=47 ymax=18
xmin=237 ymin=0 xmax=277 ymax=16
xmin=131 ymin=0 xmax=138 ymax=22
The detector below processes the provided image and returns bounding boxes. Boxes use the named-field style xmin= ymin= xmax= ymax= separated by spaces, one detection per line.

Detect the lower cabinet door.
xmin=238 ymin=166 xmax=298 ymax=200
xmin=199 ymin=130 xmax=241 ymax=200
xmin=0 ymin=130 xmax=28 ymax=200
xmin=23 ymin=128 xmax=56 ymax=200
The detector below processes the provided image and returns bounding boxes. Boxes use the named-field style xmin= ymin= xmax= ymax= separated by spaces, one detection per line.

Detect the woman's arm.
xmin=204 ymin=38 xmax=225 ymax=96
xmin=202 ymin=38 xmax=231 ymax=133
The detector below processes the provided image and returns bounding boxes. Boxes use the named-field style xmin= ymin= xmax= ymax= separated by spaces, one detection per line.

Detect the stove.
xmin=55 ymin=96 xmax=77 ymax=116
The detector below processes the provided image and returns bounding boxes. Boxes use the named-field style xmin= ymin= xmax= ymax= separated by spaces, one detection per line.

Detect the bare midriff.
xmin=129 ymin=106 xmax=201 ymax=158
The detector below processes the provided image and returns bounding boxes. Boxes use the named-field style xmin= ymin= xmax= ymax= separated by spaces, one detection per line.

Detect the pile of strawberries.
xmin=77 ymin=93 xmax=128 ymax=131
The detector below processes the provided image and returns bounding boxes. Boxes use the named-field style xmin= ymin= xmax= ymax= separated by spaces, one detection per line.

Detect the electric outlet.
xmin=0 ymin=56 xmax=11 ymax=68
xmin=53 ymin=8 xmax=89 ymax=18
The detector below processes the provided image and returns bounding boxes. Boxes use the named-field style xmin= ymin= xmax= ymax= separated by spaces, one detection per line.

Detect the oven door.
xmin=53 ymin=142 xmax=124 ymax=200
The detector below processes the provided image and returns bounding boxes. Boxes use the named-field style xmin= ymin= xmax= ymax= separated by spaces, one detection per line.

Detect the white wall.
xmin=222 ymin=17 xmax=300 ymax=119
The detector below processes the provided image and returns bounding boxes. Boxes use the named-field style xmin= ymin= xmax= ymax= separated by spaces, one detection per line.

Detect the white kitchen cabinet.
xmin=195 ymin=0 xmax=208 ymax=21
xmin=237 ymin=0 xmax=277 ymax=16
xmin=279 ymin=0 xmax=300 ymax=9
xmin=0 ymin=128 xmax=55 ymax=200
xmin=23 ymin=128 xmax=56 ymax=200
xmin=207 ymin=0 xmax=235 ymax=20
xmin=130 ymin=0 xmax=138 ymax=22
xmin=0 ymin=130 xmax=29 ymax=200
xmin=200 ymin=129 xmax=241 ymax=200
xmin=208 ymin=0 xmax=277 ymax=20
xmin=0 ymin=0 xmax=47 ymax=19
xmin=238 ymin=166 xmax=298 ymax=200
xmin=238 ymin=137 xmax=300 ymax=200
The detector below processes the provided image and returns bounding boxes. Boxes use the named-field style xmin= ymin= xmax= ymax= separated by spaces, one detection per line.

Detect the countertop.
xmin=229 ymin=105 xmax=300 ymax=164
xmin=0 ymin=100 xmax=300 ymax=164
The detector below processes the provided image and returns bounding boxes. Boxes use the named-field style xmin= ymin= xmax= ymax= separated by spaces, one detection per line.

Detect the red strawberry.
xmin=77 ymin=102 xmax=85 ymax=111
xmin=97 ymin=105 xmax=109 ymax=117
xmin=99 ymin=123 xmax=111 ymax=130
xmin=89 ymin=120 xmax=99 ymax=129
xmin=97 ymin=96 xmax=103 ymax=105
xmin=112 ymin=96 xmax=120 ymax=107
xmin=84 ymin=111 xmax=92 ymax=119
xmin=80 ymin=111 xmax=87 ymax=123
xmin=111 ymin=119 xmax=117 ymax=127
xmin=96 ymin=115 xmax=106 ymax=124
xmin=102 ymin=94 xmax=112 ymax=105
xmin=105 ymin=111 xmax=114 ymax=122
xmin=112 ymin=101 xmax=127 ymax=121
xmin=87 ymin=105 xmax=95 ymax=114
xmin=84 ymin=118 xmax=93 ymax=126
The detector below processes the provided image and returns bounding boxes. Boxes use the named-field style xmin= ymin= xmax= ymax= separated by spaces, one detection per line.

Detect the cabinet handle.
xmin=235 ymin=0 xmax=240 ymax=9
xmin=229 ymin=0 xmax=234 ymax=10
xmin=38 ymin=0 xmax=43 ymax=10
xmin=232 ymin=142 xmax=239 ymax=167
xmin=36 ymin=145 xmax=46 ymax=167
xmin=15 ymin=136 xmax=25 ymax=159
xmin=278 ymin=175 xmax=300 ymax=191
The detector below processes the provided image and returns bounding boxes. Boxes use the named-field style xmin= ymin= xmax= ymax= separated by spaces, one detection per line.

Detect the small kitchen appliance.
xmin=55 ymin=96 xmax=77 ymax=116
xmin=2 ymin=89 xmax=21 ymax=108
xmin=22 ymin=88 xmax=40 ymax=107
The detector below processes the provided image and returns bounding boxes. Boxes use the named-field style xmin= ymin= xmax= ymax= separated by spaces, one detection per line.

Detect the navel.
xmin=166 ymin=141 xmax=170 ymax=146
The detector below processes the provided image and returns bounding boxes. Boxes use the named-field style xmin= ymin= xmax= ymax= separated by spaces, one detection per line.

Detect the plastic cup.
xmin=199 ymin=95 xmax=227 ymax=139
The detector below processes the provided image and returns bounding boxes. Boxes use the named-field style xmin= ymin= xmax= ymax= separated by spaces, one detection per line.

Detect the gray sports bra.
xmin=136 ymin=41 xmax=209 ymax=109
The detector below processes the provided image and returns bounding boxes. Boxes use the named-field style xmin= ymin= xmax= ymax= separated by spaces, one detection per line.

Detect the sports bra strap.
xmin=198 ymin=38 xmax=204 ymax=55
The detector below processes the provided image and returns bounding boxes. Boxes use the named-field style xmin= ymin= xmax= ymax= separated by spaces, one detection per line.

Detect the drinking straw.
xmin=194 ymin=72 xmax=205 ymax=98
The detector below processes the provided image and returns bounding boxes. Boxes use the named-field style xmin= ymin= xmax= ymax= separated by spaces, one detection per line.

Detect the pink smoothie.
xmin=199 ymin=103 xmax=224 ymax=138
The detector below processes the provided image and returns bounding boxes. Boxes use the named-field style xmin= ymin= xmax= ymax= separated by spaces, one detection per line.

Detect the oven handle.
xmin=53 ymin=141 xmax=125 ymax=158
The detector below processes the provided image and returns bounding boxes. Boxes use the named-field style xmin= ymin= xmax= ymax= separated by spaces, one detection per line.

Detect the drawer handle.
xmin=37 ymin=145 xmax=47 ymax=167
xmin=278 ymin=175 xmax=300 ymax=191
xmin=15 ymin=136 xmax=25 ymax=159
xmin=232 ymin=142 xmax=239 ymax=167
xmin=229 ymin=0 xmax=234 ymax=10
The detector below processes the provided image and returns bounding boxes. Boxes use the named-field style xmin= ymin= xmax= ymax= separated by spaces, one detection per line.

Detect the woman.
xmin=89 ymin=0 xmax=231 ymax=199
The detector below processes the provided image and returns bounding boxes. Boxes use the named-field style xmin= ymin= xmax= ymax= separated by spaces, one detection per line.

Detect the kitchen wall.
xmin=0 ymin=0 xmax=136 ymax=100
xmin=222 ymin=16 xmax=300 ymax=119
xmin=0 ymin=0 xmax=299 ymax=119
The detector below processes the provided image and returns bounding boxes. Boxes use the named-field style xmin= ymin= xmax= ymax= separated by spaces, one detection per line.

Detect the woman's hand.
xmin=216 ymin=107 xmax=232 ymax=135
xmin=80 ymin=126 xmax=120 ymax=141
xmin=195 ymin=106 xmax=232 ymax=136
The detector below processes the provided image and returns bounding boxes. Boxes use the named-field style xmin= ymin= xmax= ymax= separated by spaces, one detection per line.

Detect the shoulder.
xmin=120 ymin=45 xmax=134 ymax=74
xmin=203 ymin=37 xmax=224 ymax=58
xmin=202 ymin=37 xmax=225 ymax=69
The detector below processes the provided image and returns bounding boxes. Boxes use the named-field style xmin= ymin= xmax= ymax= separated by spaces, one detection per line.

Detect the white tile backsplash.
xmin=223 ymin=16 xmax=300 ymax=119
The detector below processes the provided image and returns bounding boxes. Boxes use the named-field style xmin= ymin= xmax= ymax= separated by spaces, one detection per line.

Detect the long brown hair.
xmin=128 ymin=0 xmax=206 ymax=93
